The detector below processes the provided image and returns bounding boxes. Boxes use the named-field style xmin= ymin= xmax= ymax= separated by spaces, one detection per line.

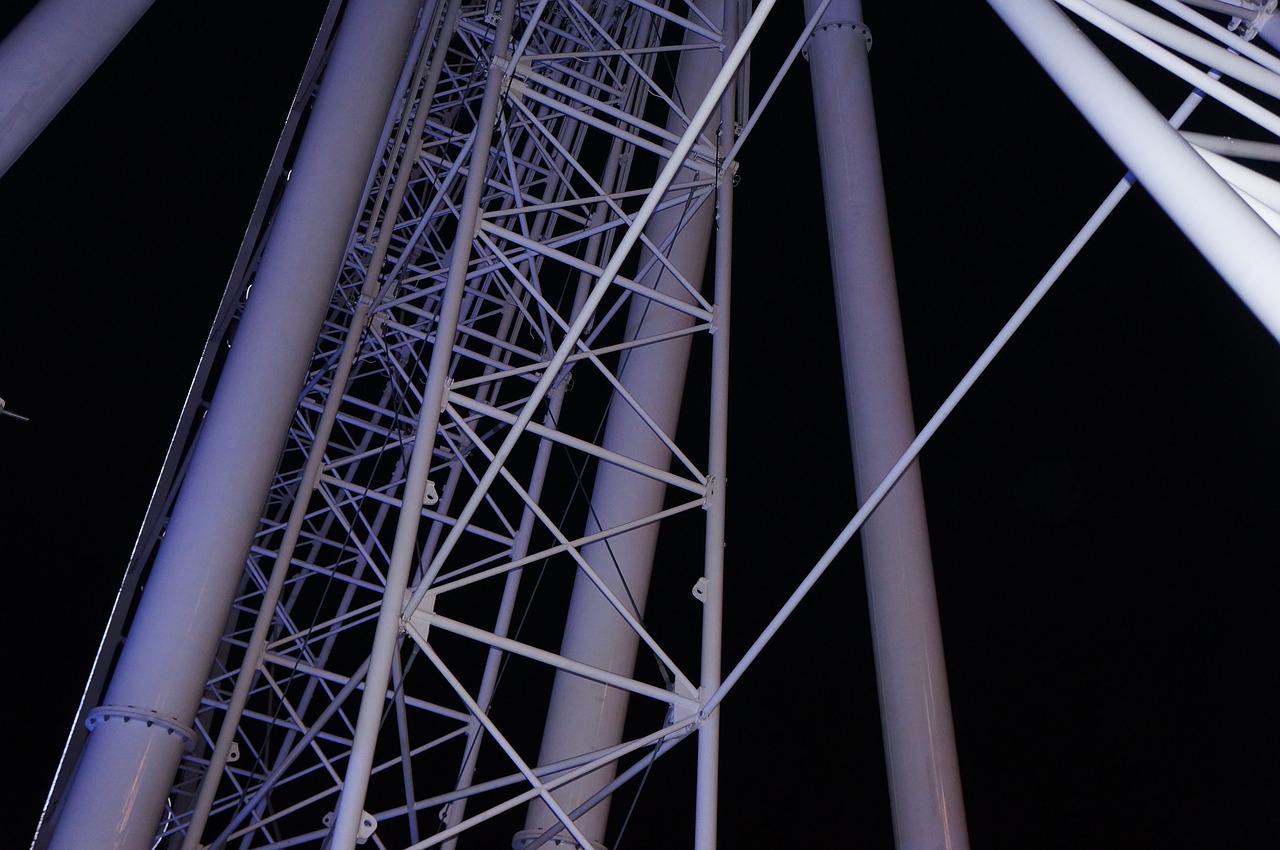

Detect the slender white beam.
xmin=329 ymin=0 xmax=520 ymax=843
xmin=694 ymin=14 xmax=738 ymax=842
xmin=1177 ymin=0 xmax=1262 ymax=18
xmin=991 ymin=0 xmax=1280 ymax=341
xmin=726 ymin=0 xmax=832 ymax=167
xmin=422 ymin=641 xmax=600 ymax=850
xmin=1077 ymin=0 xmax=1280 ymax=99
xmin=803 ymin=1 xmax=969 ymax=847
xmin=520 ymin=1 xmax=725 ymax=842
xmin=704 ymin=170 xmax=1145 ymax=744
xmin=1194 ymin=145 xmax=1280 ymax=232
xmin=1060 ymin=0 xmax=1280 ymax=137
xmin=1150 ymin=0 xmax=1280 ymax=75
xmin=0 ymin=0 xmax=155 ymax=177
xmin=408 ymin=612 xmax=700 ymax=710
xmin=179 ymin=11 xmax=452 ymax=844
xmin=701 ymin=79 xmax=1214 ymax=781
xmin=43 ymin=1 xmax=422 ymax=846
xmin=1183 ymin=131 xmax=1280 ymax=162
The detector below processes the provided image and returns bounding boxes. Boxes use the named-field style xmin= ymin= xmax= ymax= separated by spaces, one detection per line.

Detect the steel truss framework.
xmin=55 ymin=0 xmax=748 ymax=847
xmin=180 ymin=2 xmax=734 ymax=848
xmin=27 ymin=0 xmax=1280 ymax=848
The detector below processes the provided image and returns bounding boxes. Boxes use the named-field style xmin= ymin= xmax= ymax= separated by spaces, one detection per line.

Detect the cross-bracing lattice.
xmin=159 ymin=0 xmax=736 ymax=847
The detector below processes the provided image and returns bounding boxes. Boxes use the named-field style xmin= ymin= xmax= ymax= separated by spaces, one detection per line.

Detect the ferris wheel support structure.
xmin=802 ymin=1 xmax=969 ymax=847
xmin=988 ymin=0 xmax=1280 ymax=343
xmin=20 ymin=0 xmax=1280 ymax=848
xmin=40 ymin=1 xmax=424 ymax=846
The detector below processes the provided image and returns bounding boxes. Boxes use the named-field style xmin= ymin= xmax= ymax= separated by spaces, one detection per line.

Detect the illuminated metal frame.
xmin=16 ymin=0 xmax=1280 ymax=848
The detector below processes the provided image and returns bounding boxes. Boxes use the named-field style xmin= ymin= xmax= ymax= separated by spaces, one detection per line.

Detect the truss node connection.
xmin=27 ymin=0 xmax=1280 ymax=848
xmin=34 ymin=0 xmax=766 ymax=847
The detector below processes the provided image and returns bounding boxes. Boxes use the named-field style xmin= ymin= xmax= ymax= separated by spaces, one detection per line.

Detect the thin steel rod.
xmin=408 ymin=720 xmax=694 ymax=850
xmin=206 ymin=659 xmax=372 ymax=849
xmin=516 ymin=734 xmax=688 ymax=850
xmin=417 ymin=642 xmax=598 ymax=850
xmin=1078 ymin=0 xmax=1280 ymax=97
xmin=428 ymin=498 xmax=705 ymax=595
xmin=703 ymin=171 xmax=1138 ymax=721
xmin=440 ymin=403 xmax=698 ymax=695
xmin=329 ymin=0 xmax=520 ymax=842
xmin=1149 ymin=0 xmax=1280 ymax=74
xmin=401 ymin=0 xmax=777 ymax=618
xmin=725 ymin=0 xmax=832 ymax=166
xmin=705 ymin=74 xmax=1211 ymax=733
xmin=409 ymin=612 xmax=701 ymax=709
xmin=617 ymin=0 xmax=721 ymax=44
xmin=438 ymin=386 xmax=573 ymax=846
xmin=478 ymin=221 xmax=716 ymax=321
xmin=694 ymin=22 xmax=737 ymax=846
xmin=1175 ymin=0 xmax=1261 ymax=19
xmin=992 ymin=0 xmax=1280 ymax=340
xmin=391 ymin=651 xmax=422 ymax=845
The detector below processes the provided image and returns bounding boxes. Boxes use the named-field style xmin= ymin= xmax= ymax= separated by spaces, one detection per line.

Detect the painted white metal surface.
xmin=802 ymin=0 xmax=968 ymax=847
xmin=43 ymin=0 xmax=422 ymax=845
xmin=519 ymin=1 xmax=724 ymax=843
xmin=28 ymin=0 xmax=1280 ymax=848
xmin=32 ymin=0 xmax=768 ymax=846
xmin=990 ymin=0 xmax=1280 ymax=342
xmin=0 ymin=0 xmax=155 ymax=177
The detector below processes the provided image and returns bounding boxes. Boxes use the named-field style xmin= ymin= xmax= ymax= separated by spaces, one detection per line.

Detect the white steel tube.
xmin=1078 ymin=0 xmax=1280 ymax=99
xmin=329 ymin=1 xmax=517 ymax=844
xmin=1178 ymin=0 xmax=1262 ymax=18
xmin=1061 ymin=0 xmax=1280 ymax=137
xmin=178 ymin=8 xmax=449 ymax=845
xmin=521 ymin=2 xmax=725 ymax=843
xmin=44 ymin=1 xmax=422 ymax=847
xmin=694 ymin=37 xmax=737 ymax=849
xmin=1149 ymin=0 xmax=1280 ymax=75
xmin=1182 ymin=131 xmax=1280 ymax=162
xmin=441 ymin=132 xmax=635 ymax=846
xmin=692 ymin=7 xmax=739 ymax=846
xmin=0 ymin=0 xmax=155 ymax=177
xmin=705 ymin=170 xmax=1143 ymax=719
xmin=803 ymin=1 xmax=969 ymax=847
xmin=990 ymin=0 xmax=1280 ymax=341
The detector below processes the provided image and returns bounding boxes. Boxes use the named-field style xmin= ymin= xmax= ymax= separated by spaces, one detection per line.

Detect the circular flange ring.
xmin=86 ymin=704 xmax=198 ymax=752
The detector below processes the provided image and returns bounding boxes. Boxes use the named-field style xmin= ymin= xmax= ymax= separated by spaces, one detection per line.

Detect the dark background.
xmin=3 ymin=2 xmax=1278 ymax=847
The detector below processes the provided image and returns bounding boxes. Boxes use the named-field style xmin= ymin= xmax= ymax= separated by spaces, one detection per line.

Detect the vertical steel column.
xmin=694 ymin=6 xmax=739 ymax=840
xmin=693 ymin=4 xmax=740 ymax=847
xmin=43 ymin=1 xmax=421 ymax=847
xmin=802 ymin=1 xmax=969 ymax=848
xmin=519 ymin=3 xmax=725 ymax=845
xmin=328 ymin=1 xmax=517 ymax=845
xmin=0 ymin=0 xmax=155 ymax=177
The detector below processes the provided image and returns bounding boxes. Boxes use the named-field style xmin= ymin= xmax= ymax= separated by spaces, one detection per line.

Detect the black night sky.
xmin=2 ymin=2 xmax=1278 ymax=847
